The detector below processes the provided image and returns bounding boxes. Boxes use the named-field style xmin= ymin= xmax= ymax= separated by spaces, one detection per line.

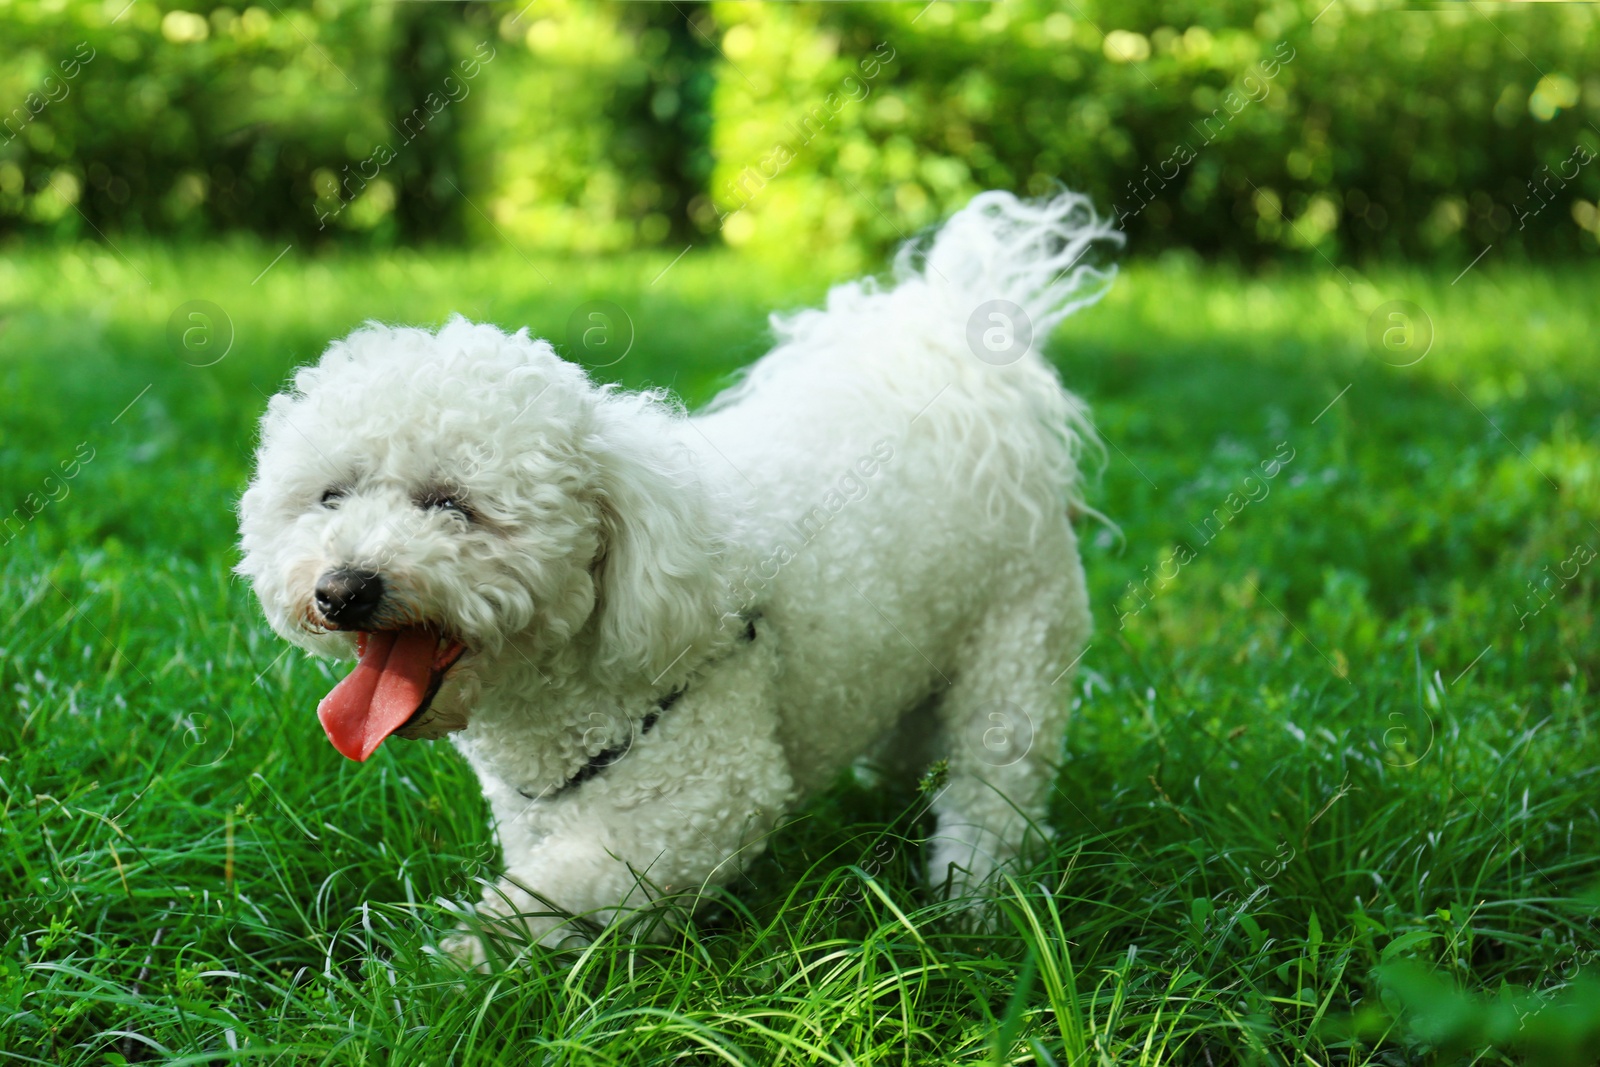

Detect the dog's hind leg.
xmin=924 ymin=562 xmax=1090 ymax=901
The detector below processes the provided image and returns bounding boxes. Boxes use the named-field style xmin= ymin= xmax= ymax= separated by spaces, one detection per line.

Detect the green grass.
xmin=2 ymin=240 xmax=1599 ymax=1064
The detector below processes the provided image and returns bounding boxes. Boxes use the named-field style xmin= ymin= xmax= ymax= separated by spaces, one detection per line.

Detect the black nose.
xmin=314 ymin=568 xmax=385 ymax=629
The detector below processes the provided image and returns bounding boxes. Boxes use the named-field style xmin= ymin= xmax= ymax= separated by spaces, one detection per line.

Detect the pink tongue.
xmin=316 ymin=628 xmax=438 ymax=762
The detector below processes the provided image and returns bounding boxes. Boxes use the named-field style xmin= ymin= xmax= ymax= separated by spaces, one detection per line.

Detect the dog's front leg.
xmin=446 ymin=640 xmax=793 ymax=966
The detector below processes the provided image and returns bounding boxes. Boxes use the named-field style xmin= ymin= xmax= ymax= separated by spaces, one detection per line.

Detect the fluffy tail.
xmin=904 ymin=189 xmax=1123 ymax=531
xmin=899 ymin=188 xmax=1124 ymax=345
xmin=758 ymin=189 xmax=1123 ymax=535
xmin=769 ymin=187 xmax=1122 ymax=366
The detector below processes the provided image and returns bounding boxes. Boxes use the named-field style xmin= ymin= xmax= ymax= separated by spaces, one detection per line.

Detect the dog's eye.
xmin=418 ymin=490 xmax=473 ymax=521
xmin=319 ymin=487 xmax=345 ymax=509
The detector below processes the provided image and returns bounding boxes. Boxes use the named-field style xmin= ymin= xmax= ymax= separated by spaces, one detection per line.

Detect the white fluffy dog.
xmin=237 ymin=190 xmax=1121 ymax=962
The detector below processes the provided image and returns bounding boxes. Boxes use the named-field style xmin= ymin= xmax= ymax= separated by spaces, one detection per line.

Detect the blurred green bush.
xmin=710 ymin=0 xmax=1600 ymax=267
xmin=1 ymin=0 xmax=392 ymax=239
xmin=1 ymin=0 xmax=1596 ymax=263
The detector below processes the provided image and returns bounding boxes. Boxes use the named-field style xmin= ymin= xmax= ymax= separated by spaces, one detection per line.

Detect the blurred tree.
xmin=463 ymin=0 xmax=718 ymax=253
xmin=612 ymin=2 xmax=717 ymax=243
xmin=384 ymin=2 xmax=470 ymax=242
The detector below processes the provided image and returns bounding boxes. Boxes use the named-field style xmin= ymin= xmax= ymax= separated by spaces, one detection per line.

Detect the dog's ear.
xmin=590 ymin=393 xmax=722 ymax=680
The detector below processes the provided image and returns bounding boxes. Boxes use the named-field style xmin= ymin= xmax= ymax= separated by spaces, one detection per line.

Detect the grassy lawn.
xmin=2 ymin=241 xmax=1598 ymax=1064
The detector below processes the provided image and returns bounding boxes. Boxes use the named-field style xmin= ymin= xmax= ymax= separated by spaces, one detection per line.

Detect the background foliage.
xmin=2 ymin=0 xmax=1598 ymax=262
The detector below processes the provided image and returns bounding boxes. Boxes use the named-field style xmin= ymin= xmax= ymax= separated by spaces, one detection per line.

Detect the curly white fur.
xmin=237 ymin=189 xmax=1122 ymax=964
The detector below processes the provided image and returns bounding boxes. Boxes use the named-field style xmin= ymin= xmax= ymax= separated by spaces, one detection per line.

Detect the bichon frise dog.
xmin=237 ymin=190 xmax=1121 ymax=962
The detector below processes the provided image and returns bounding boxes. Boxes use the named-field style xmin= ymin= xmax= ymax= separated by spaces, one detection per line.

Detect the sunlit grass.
xmin=2 ymin=241 xmax=1598 ymax=1063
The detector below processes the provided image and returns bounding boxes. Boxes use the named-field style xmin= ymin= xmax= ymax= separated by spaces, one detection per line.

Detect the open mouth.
xmin=315 ymin=627 xmax=467 ymax=761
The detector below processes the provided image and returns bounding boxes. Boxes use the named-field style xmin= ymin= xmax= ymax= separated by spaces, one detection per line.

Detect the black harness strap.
xmin=531 ymin=612 xmax=761 ymax=799
xmin=558 ymin=686 xmax=679 ymax=792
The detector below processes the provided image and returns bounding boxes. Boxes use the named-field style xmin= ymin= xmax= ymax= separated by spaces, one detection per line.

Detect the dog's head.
xmin=237 ymin=316 xmax=722 ymax=761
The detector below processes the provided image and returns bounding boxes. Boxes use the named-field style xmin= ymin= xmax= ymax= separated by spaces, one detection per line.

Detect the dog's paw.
xmin=927 ymin=839 xmax=1009 ymax=895
xmin=435 ymin=929 xmax=493 ymax=973
xmin=943 ymin=891 xmax=1008 ymax=934
xmin=434 ymin=914 xmax=593 ymax=973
